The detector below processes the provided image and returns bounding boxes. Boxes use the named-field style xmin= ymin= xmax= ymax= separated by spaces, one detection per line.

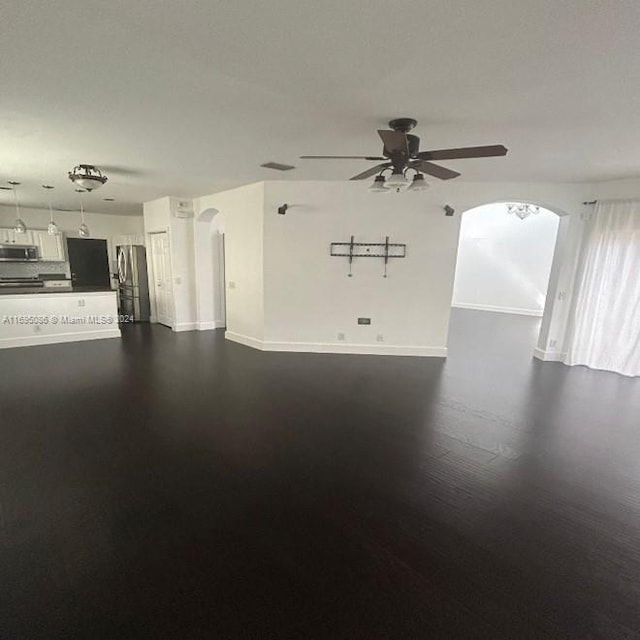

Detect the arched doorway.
xmin=194 ymin=207 xmax=226 ymax=330
xmin=448 ymin=201 xmax=564 ymax=360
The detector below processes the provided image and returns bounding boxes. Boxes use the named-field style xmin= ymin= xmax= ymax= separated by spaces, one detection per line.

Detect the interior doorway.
xmin=148 ymin=231 xmax=174 ymax=328
xmin=449 ymin=202 xmax=561 ymax=353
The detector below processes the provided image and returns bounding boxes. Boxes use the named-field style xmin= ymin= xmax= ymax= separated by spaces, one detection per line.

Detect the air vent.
xmin=260 ymin=162 xmax=296 ymax=171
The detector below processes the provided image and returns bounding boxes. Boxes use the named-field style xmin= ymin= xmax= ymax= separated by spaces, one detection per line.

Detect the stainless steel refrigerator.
xmin=117 ymin=244 xmax=151 ymax=322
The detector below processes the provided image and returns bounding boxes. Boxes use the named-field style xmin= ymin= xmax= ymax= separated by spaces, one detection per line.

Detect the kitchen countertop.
xmin=0 ymin=288 xmax=117 ymax=297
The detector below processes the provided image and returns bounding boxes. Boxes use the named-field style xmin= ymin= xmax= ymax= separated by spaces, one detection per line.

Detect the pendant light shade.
xmin=407 ymin=173 xmax=429 ymax=192
xmin=8 ymin=181 xmax=27 ymax=233
xmin=76 ymin=189 xmax=90 ymax=238
xmin=42 ymin=185 xmax=59 ymax=235
xmin=369 ymin=175 xmax=389 ymax=192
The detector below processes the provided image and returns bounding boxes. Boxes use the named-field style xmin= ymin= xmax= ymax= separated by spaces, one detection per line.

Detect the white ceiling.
xmin=1 ymin=0 xmax=639 ymax=215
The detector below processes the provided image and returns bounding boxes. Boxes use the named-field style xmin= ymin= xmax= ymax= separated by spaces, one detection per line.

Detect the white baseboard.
xmin=196 ymin=321 xmax=225 ymax=331
xmin=0 ymin=329 xmax=121 ymax=350
xmin=225 ymin=332 xmax=446 ymax=358
xmin=453 ymin=303 xmax=543 ymax=317
xmin=225 ymin=331 xmax=264 ymax=350
xmin=533 ymin=347 xmax=566 ymax=362
xmin=173 ymin=322 xmax=197 ymax=332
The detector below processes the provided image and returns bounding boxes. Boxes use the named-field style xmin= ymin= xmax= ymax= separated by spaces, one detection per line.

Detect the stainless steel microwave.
xmin=0 ymin=244 xmax=39 ymax=262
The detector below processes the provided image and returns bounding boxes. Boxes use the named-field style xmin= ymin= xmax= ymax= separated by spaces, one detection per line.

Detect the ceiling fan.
xmin=300 ymin=118 xmax=508 ymax=190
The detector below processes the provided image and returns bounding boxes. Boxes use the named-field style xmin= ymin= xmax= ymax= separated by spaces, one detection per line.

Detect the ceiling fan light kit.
xmin=368 ymin=175 xmax=389 ymax=192
xmin=300 ymin=118 xmax=508 ymax=191
xmin=68 ymin=164 xmax=108 ymax=191
xmin=407 ymin=173 xmax=429 ymax=192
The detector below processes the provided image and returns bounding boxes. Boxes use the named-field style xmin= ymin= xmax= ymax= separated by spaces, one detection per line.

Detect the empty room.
xmin=1 ymin=1 xmax=639 ymax=638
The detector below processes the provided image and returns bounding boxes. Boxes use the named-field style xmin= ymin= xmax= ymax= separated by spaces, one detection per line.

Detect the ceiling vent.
xmin=260 ymin=162 xmax=296 ymax=171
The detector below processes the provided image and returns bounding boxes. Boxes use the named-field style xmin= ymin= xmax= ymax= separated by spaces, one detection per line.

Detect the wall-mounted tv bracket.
xmin=330 ymin=236 xmax=406 ymax=277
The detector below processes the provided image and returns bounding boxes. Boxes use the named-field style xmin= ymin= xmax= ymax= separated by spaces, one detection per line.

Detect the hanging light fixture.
xmin=76 ymin=189 xmax=90 ymax=238
xmin=369 ymin=174 xmax=390 ymax=192
xmin=507 ymin=203 xmax=540 ymax=220
xmin=68 ymin=164 xmax=108 ymax=191
xmin=406 ymin=172 xmax=429 ymax=192
xmin=386 ymin=169 xmax=408 ymax=192
xmin=8 ymin=181 xmax=27 ymax=234
xmin=42 ymin=185 xmax=59 ymax=235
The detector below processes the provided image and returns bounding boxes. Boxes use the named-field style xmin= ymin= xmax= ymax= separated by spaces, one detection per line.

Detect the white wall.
xmin=196 ymin=183 xmax=264 ymax=345
xmin=189 ymin=179 xmax=592 ymax=357
xmin=261 ymin=181 xmax=459 ymax=355
xmin=452 ymin=203 xmax=560 ymax=316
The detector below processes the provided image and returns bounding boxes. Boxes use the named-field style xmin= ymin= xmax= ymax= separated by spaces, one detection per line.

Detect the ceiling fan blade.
xmin=377 ymin=130 xmax=409 ymax=156
xmin=349 ymin=163 xmax=391 ymax=181
xmin=417 ymin=145 xmax=508 ymax=161
xmin=300 ymin=155 xmax=386 ymax=160
xmin=414 ymin=161 xmax=461 ymax=180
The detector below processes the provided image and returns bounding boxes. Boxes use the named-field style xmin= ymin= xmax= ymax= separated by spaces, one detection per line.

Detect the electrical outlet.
xmin=228 ymin=281 xmax=236 ymax=289
xmin=549 ymin=339 xmax=557 ymax=348
xmin=77 ymin=299 xmax=85 ymax=307
xmin=376 ymin=334 xmax=384 ymax=342
xmin=337 ymin=332 xmax=345 ymax=341
xmin=557 ymin=291 xmax=567 ymax=301
xmin=34 ymin=325 xmax=41 ymax=333
xmin=175 ymin=276 xmax=182 ymax=285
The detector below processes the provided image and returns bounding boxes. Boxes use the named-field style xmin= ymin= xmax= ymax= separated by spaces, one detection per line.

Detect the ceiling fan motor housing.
xmin=382 ymin=134 xmax=420 ymax=163
xmin=388 ymin=118 xmax=417 ymax=133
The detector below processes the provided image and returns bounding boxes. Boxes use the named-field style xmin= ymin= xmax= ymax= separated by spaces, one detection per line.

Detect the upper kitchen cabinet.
xmin=0 ymin=228 xmax=34 ymax=245
xmin=33 ymin=230 xmax=66 ymax=262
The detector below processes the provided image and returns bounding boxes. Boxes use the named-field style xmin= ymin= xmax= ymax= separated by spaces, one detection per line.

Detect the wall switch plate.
xmin=228 ymin=281 xmax=236 ymax=289
xmin=357 ymin=317 xmax=371 ymax=325
xmin=337 ymin=333 xmax=345 ymax=341
xmin=175 ymin=276 xmax=182 ymax=285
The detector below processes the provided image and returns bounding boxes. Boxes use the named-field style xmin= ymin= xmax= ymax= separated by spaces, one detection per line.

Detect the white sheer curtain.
xmin=564 ymin=200 xmax=640 ymax=377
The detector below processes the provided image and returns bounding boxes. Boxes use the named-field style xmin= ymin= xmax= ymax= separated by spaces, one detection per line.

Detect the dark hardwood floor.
xmin=1 ymin=309 xmax=640 ymax=639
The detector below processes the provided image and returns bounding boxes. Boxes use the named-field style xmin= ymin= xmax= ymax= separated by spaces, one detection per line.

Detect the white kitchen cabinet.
xmin=33 ymin=230 xmax=66 ymax=261
xmin=0 ymin=228 xmax=34 ymax=245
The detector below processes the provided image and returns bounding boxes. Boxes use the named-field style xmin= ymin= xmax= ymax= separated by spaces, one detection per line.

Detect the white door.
xmin=150 ymin=232 xmax=173 ymax=328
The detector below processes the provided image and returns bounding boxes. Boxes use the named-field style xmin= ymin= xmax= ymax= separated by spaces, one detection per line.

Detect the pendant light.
xmin=8 ymin=181 xmax=27 ymax=234
xmin=68 ymin=164 xmax=108 ymax=191
xmin=42 ymin=185 xmax=59 ymax=235
xmin=76 ymin=189 xmax=90 ymax=238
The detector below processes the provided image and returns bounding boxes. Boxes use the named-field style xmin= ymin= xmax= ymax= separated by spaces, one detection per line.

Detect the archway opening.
xmin=194 ymin=207 xmax=226 ymax=330
xmin=448 ymin=201 xmax=561 ymax=361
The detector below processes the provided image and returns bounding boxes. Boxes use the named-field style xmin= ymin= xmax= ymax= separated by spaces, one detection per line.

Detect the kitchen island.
xmin=0 ymin=290 xmax=120 ymax=349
